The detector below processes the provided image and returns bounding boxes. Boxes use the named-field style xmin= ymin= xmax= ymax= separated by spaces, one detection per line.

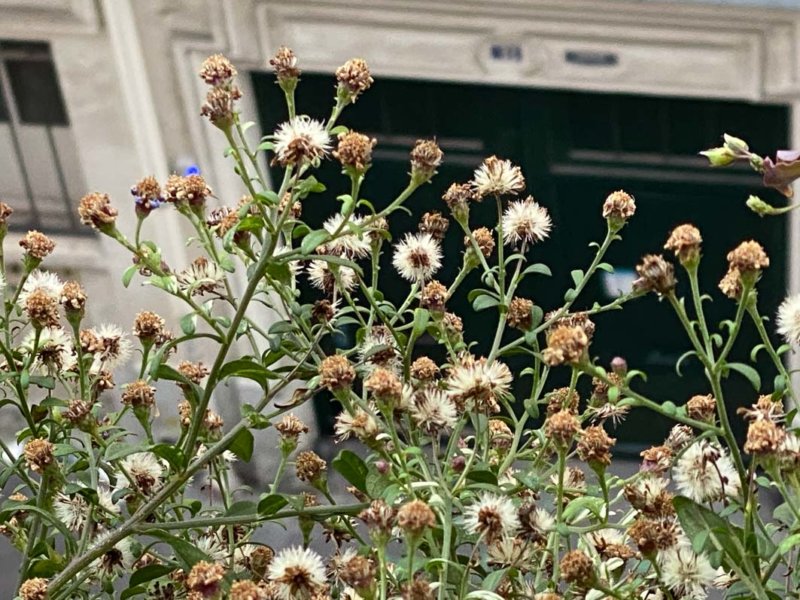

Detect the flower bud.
xmin=700 ymin=146 xmax=737 ymax=167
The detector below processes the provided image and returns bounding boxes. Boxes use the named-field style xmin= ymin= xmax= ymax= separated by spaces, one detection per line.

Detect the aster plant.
xmin=1 ymin=48 xmax=800 ymax=600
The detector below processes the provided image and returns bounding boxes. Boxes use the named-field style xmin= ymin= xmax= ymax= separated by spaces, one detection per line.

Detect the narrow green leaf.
xmin=258 ymin=493 xmax=288 ymax=516
xmin=300 ymin=230 xmax=329 ymax=255
xmin=228 ymin=428 xmax=254 ymax=462
xmin=332 ymin=450 xmax=369 ymax=493
xmin=726 ymin=362 xmax=761 ymax=391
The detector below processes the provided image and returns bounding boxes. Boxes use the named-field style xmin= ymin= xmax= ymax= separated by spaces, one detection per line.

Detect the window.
xmin=0 ymin=41 xmax=86 ymax=234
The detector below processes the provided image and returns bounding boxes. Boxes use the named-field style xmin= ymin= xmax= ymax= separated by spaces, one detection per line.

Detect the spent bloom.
xmin=501 ymin=197 xmax=552 ymax=246
xmin=307 ymin=259 xmax=357 ymax=294
xmin=658 ymin=545 xmax=718 ymax=599
xmin=777 ymin=293 xmax=800 ymax=345
xmin=118 ymin=452 xmax=164 ymax=495
xmin=472 ymin=155 xmax=525 ymax=198
xmin=672 ymin=440 xmax=740 ymax=503
xmin=446 ymin=355 xmax=512 ymax=413
xmin=322 ymin=213 xmax=371 ymax=259
xmin=409 ymin=139 xmax=443 ymax=184
xmin=273 ymin=115 xmax=331 ymax=166
xmin=392 ymin=232 xmax=442 ymax=282
xmin=335 ymin=57 xmax=373 ymax=103
xmin=268 ymin=546 xmax=326 ymax=599
xmin=463 ymin=492 xmax=520 ymax=542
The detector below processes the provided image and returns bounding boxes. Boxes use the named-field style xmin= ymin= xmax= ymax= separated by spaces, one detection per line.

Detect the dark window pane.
xmin=6 ymin=58 xmax=68 ymax=125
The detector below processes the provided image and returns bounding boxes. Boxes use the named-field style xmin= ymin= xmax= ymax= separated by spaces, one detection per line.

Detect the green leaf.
xmin=258 ymin=493 xmax=288 ymax=516
xmin=218 ymin=358 xmax=274 ymax=387
xmin=412 ymin=308 xmax=430 ymax=340
xmin=482 ymin=568 xmax=508 ymax=591
xmin=570 ymin=269 xmax=584 ymax=287
xmin=225 ymin=500 xmax=257 ymax=517
xmin=777 ymin=533 xmax=800 ymax=555
xmin=597 ymin=262 xmax=614 ymax=273
xmin=466 ymin=470 xmax=497 ymax=485
xmin=675 ymin=350 xmax=698 ymax=377
xmin=300 ymin=229 xmax=329 ymax=255
xmin=673 ymin=496 xmax=748 ymax=574
xmin=726 ymin=362 xmax=761 ymax=391
xmin=129 ymin=564 xmax=174 ymax=587
xmin=332 ymin=450 xmax=369 ymax=493
xmin=179 ymin=312 xmax=196 ymax=336
xmin=228 ymin=428 xmax=254 ymax=462
xmin=521 ymin=263 xmax=552 ymax=277
xmin=122 ymin=265 xmax=138 ymax=288
xmin=472 ymin=295 xmax=499 ymax=312
xmin=146 ymin=530 xmax=211 ymax=571
xmin=150 ymin=443 xmax=184 ymax=471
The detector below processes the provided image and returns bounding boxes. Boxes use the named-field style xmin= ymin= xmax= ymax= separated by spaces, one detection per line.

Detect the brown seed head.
xmin=470 ymin=227 xmax=495 ymax=257
xmin=335 ymin=58 xmax=373 ymax=101
xmin=396 ymin=499 xmax=436 ymax=535
xmin=727 ymin=240 xmax=769 ymax=274
xmin=628 ymin=516 xmax=678 ymax=554
xmin=311 ymin=299 xmax=335 ymax=323
xmin=340 ymin=553 xmax=377 ymax=590
xmin=133 ymin=310 xmax=166 ymax=343
xmin=121 ymin=380 xmax=156 ymax=409
xmin=640 ymin=445 xmax=673 ymax=473
xmin=602 ymin=190 xmax=636 ymax=225
xmin=665 ymin=224 xmax=702 ymax=265
xmin=410 ymin=357 xmax=439 ymax=381
xmin=178 ymin=361 xmax=209 ymax=384
xmin=60 ymin=281 xmax=87 ymax=315
xmin=559 ymin=549 xmax=594 ymax=586
xmin=24 ymin=438 xmax=54 ymax=473
xmin=0 ymin=202 xmax=13 ymax=226
xmin=686 ymin=394 xmax=716 ymax=422
xmin=745 ymin=419 xmax=785 ymax=455
xmin=546 ymin=387 xmax=580 ymax=416
xmin=275 ymin=414 xmax=309 ymax=441
xmin=418 ymin=211 xmax=449 ymax=241
xmin=442 ymin=312 xmax=463 ymax=334
xmin=577 ymin=425 xmax=616 ymax=467
xmin=545 ymin=409 xmax=580 ymax=446
xmin=78 ymin=192 xmax=118 ymax=231
xmin=319 ymin=355 xmax=356 ymax=391
xmin=295 ymin=450 xmax=326 ymax=483
xmin=25 ymin=289 xmax=59 ymax=328
xmin=201 ymin=86 xmax=242 ymax=128
xmin=542 ymin=325 xmax=588 ymax=366
xmin=359 ymin=499 xmax=396 ymax=536
xmin=634 ymin=254 xmax=676 ymax=295
xmin=488 ymin=419 xmax=513 ymax=449
xmin=507 ymin=297 xmax=533 ymax=330
xmin=199 ymin=54 xmax=237 ymax=86
xmin=63 ymin=398 xmax=93 ymax=428
xmin=229 ymin=580 xmax=267 ymax=600
xmin=409 ymin=139 xmax=443 ymax=183
xmin=249 ymin=545 xmax=274 ymax=579
xmin=165 ymin=174 xmax=212 ymax=206
xmin=19 ymin=578 xmax=48 ymax=600
xmin=420 ymin=280 xmax=448 ymax=312
xmin=20 ymin=231 xmax=55 ymax=260
xmin=719 ymin=267 xmax=743 ymax=299
xmin=402 ymin=574 xmax=436 ymax=600
xmin=442 ymin=182 xmax=475 ymax=216
xmin=270 ymin=46 xmax=300 ymax=80
xmin=185 ymin=561 xmax=225 ymax=597
xmin=364 ymin=367 xmax=402 ymax=403
xmin=333 ymin=131 xmax=376 ymax=171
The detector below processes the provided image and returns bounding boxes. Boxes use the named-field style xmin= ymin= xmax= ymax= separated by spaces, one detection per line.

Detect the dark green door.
xmin=252 ymin=73 xmax=789 ymax=452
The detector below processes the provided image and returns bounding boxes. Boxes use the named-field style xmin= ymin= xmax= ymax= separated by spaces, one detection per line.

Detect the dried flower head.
xmin=727 ymin=240 xmax=769 ymax=274
xmin=79 ymin=192 xmax=118 ymax=232
xmin=319 ymin=355 xmax=356 ymax=391
xmin=270 ymin=46 xmax=300 ymax=81
xmin=488 ymin=419 xmax=513 ymax=449
xmin=719 ymin=266 xmax=743 ymax=299
xmin=410 ymin=357 xmax=439 ymax=381
xmin=464 ymin=493 xmax=519 ymax=542
xmin=418 ymin=211 xmax=449 ymax=241
xmin=602 ymin=190 xmax=636 ymax=227
xmin=121 ymin=380 xmax=156 ymax=410
xmin=559 ymin=549 xmax=594 ymax=586
xmin=86 ymin=324 xmax=133 ymax=372
xmin=420 ymin=280 xmax=448 ymax=312
xmin=659 ymin=545 xmax=718 ymax=599
xmin=20 ymin=230 xmax=55 ymax=261
xmin=397 ymin=499 xmax=436 ymax=535
xmin=472 ymin=156 xmax=525 ymax=198
xmin=178 ymin=360 xmax=209 ymax=385
xmin=640 ymin=444 xmax=673 ymax=473
xmin=392 ymin=232 xmax=442 ymax=282
xmin=364 ymin=367 xmax=402 ymax=404
xmin=164 ymin=174 xmax=212 ymax=206
xmin=402 ymin=574 xmax=436 ymax=600
xmin=268 ymin=546 xmax=326 ymax=598
xmin=275 ymin=414 xmax=309 ymax=442
xmin=546 ymin=387 xmax=580 ymax=416
xmin=273 ymin=115 xmax=330 ymax=166
xmin=665 ymin=224 xmax=702 ymax=265
xmin=119 ymin=452 xmax=163 ymax=495
xmin=130 ymin=175 xmax=163 ymax=215
xmin=24 ymin=438 xmax=54 ymax=473
xmin=201 ymin=86 xmax=241 ymax=128
xmin=409 ymin=139 xmax=443 ymax=184
xmin=633 ymin=254 xmax=676 ymax=295
xmin=628 ymin=516 xmax=678 ymax=554
xmin=63 ymin=398 xmax=94 ymax=429
xmin=744 ymin=419 xmax=785 ymax=455
xmin=60 ymin=280 xmax=87 ymax=316
xmin=19 ymin=577 xmax=48 ymax=600
xmin=410 ymin=389 xmax=458 ymax=435
xmin=322 ymin=214 xmax=371 ymax=259
xmin=501 ymin=196 xmax=552 ymax=246
xmin=442 ymin=182 xmax=475 ymax=217
xmin=186 ymin=561 xmax=226 ymax=598
xmin=229 ymin=580 xmax=267 ymax=600
xmin=307 ymin=259 xmax=357 ymax=294
xmin=335 ymin=407 xmax=380 ymax=445
xmin=295 ymin=450 xmax=326 ymax=483
xmin=507 ymin=297 xmax=533 ymax=330
xmin=25 ymin=288 xmax=60 ymax=328
xmin=542 ymin=325 xmax=588 ymax=366
xmin=777 ymin=293 xmax=800 ymax=345
xmin=545 ymin=409 xmax=580 ymax=447
xmin=470 ymin=227 xmax=495 ymax=257
xmin=0 ymin=202 xmax=12 ymax=227
xmin=334 ymin=131 xmax=376 ymax=171
xmin=673 ymin=440 xmax=739 ymax=503
xmin=577 ymin=425 xmax=616 ymax=467
xmin=199 ymin=54 xmax=237 ymax=86
xmin=335 ymin=58 xmax=373 ymax=102
xmin=133 ymin=310 xmax=167 ymax=344
xmin=359 ymin=499 xmax=396 ymax=537
xmin=686 ymin=394 xmax=716 ymax=422
xmin=446 ymin=355 xmax=512 ymax=413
